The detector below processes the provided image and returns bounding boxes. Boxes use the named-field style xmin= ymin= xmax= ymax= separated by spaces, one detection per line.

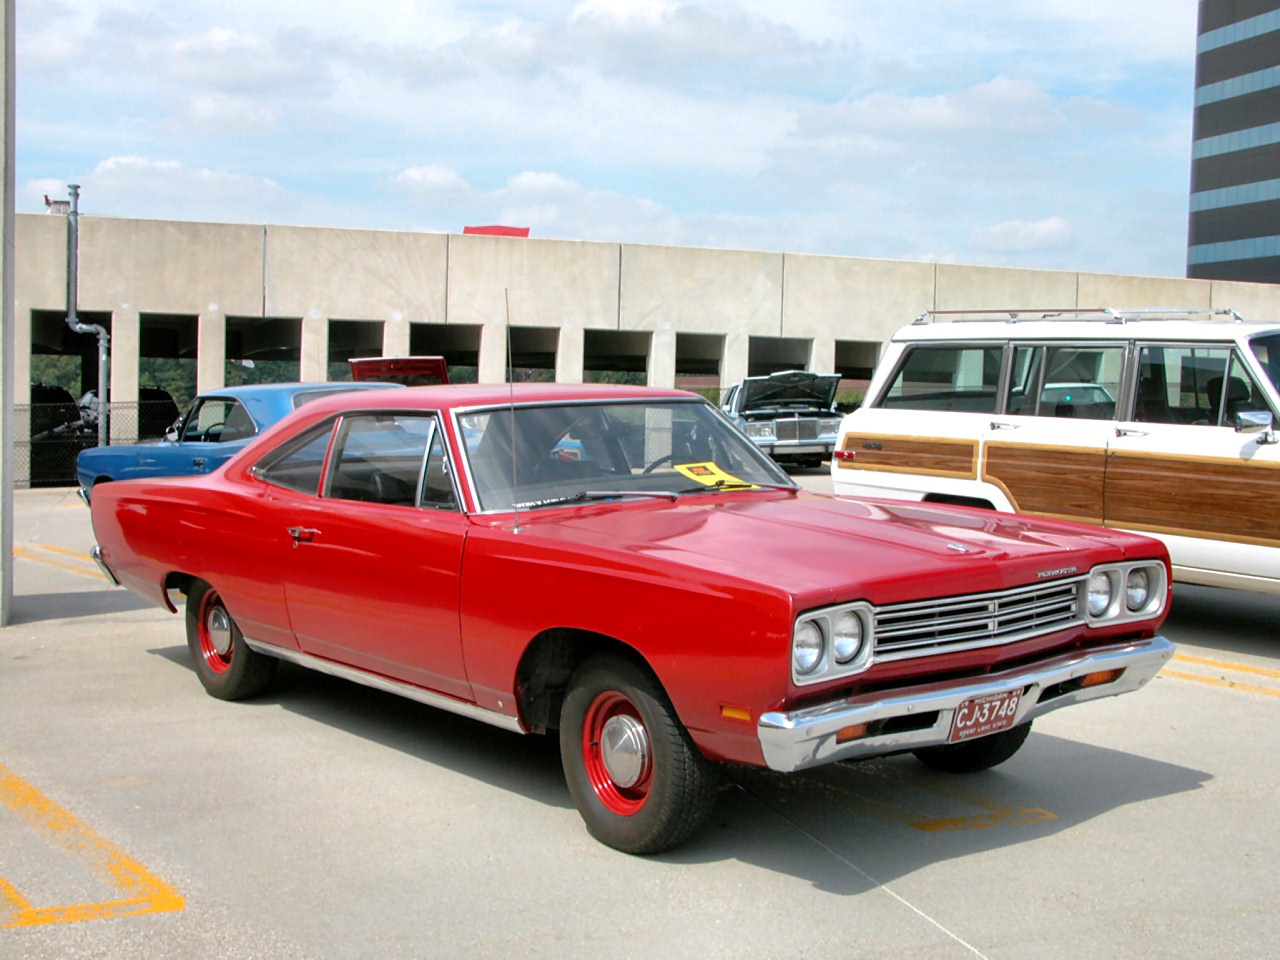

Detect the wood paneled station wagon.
xmin=90 ymin=383 xmax=1173 ymax=854
xmin=833 ymin=308 xmax=1280 ymax=596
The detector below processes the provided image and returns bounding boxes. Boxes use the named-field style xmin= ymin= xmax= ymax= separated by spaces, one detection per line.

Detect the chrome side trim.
xmin=77 ymin=486 xmax=91 ymax=507
xmin=758 ymin=635 xmax=1174 ymax=773
xmin=241 ymin=638 xmax=526 ymax=734
xmin=89 ymin=545 xmax=121 ymax=587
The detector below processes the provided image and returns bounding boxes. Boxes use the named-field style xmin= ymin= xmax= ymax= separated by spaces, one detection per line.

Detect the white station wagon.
xmin=831 ymin=308 xmax=1280 ymax=595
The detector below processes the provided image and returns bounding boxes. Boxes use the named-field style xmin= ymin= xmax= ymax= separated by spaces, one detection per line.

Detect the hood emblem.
xmin=1036 ymin=566 xmax=1078 ymax=579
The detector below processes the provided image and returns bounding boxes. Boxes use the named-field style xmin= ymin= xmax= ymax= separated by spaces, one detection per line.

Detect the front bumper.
xmin=757 ymin=635 xmax=1174 ymax=772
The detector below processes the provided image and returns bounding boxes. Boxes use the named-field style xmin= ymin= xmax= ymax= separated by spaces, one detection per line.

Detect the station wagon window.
xmin=180 ymin=398 xmax=256 ymax=443
xmin=325 ymin=414 xmax=437 ymax=507
xmin=879 ymin=345 xmax=1002 ymax=413
xmin=1006 ymin=344 xmax=1122 ymax=419
xmin=1250 ymin=334 xmax=1280 ymax=396
xmin=1133 ymin=345 xmax=1235 ymax=425
xmin=254 ymin=420 xmax=336 ymax=494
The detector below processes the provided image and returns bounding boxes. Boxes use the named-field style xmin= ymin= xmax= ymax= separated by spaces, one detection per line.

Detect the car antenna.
xmin=506 ymin=288 xmax=520 ymax=534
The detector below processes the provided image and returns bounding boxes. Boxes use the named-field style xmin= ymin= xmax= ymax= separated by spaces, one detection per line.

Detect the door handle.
xmin=192 ymin=457 xmax=206 ymax=468
xmin=1114 ymin=427 xmax=1148 ymax=437
xmin=286 ymin=526 xmax=320 ymax=547
xmin=988 ymin=421 xmax=1020 ymax=431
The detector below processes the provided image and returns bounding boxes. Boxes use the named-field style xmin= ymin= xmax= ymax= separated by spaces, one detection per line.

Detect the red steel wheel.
xmin=581 ymin=690 xmax=653 ymax=816
xmin=185 ymin=579 xmax=277 ymax=701
xmin=560 ymin=654 xmax=717 ymax=854
xmin=195 ymin=588 xmax=235 ymax=675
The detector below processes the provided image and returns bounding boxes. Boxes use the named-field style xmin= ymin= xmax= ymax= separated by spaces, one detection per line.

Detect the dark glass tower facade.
xmin=1188 ymin=0 xmax=1280 ymax=282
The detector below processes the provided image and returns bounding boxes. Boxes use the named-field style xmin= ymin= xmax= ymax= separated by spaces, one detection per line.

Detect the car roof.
xmin=891 ymin=318 xmax=1280 ymax=344
xmin=200 ymin=382 xmax=402 ymax=427
xmin=278 ymin=382 xmax=699 ymax=420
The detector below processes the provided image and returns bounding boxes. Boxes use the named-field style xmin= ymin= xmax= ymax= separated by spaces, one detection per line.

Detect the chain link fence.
xmin=15 ymin=400 xmax=180 ymax=488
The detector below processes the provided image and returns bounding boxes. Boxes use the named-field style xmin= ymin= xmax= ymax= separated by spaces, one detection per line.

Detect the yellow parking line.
xmin=1162 ymin=669 xmax=1280 ymax=700
xmin=0 ymin=763 xmax=183 ymax=927
xmin=1172 ymin=653 xmax=1280 ymax=681
xmin=11 ymin=546 xmax=107 ymax=582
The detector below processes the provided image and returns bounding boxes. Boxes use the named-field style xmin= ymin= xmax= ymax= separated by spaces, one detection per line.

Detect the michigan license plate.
xmin=948 ymin=689 xmax=1021 ymax=744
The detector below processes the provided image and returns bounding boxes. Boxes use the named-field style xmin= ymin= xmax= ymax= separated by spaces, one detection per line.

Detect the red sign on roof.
xmin=462 ymin=225 xmax=531 ymax=238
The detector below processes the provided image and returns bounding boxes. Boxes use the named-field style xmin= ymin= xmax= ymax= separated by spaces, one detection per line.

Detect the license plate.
xmin=948 ymin=689 xmax=1021 ymax=744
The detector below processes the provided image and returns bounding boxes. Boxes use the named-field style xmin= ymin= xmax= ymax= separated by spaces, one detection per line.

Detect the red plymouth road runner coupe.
xmin=90 ymin=384 xmax=1175 ymax=854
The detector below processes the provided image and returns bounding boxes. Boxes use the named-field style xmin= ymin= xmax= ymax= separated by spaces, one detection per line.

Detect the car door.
xmin=978 ymin=341 xmax=1124 ymax=524
xmin=1105 ymin=342 xmax=1280 ymax=586
xmin=262 ymin=412 xmax=474 ymax=701
xmin=125 ymin=396 xmax=253 ymax=480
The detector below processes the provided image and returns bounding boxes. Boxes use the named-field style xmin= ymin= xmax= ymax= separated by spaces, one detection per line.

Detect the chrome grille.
xmin=873 ymin=578 xmax=1083 ymax=659
xmin=775 ymin=418 xmax=820 ymax=442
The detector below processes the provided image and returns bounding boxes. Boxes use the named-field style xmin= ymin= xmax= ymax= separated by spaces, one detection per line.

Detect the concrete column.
xmin=809 ymin=337 xmax=836 ymax=376
xmin=555 ymin=323 xmax=584 ymax=383
xmin=647 ymin=325 xmax=677 ymax=388
xmin=109 ymin=305 xmax=139 ymax=442
xmin=300 ymin=313 xmax=328 ymax=382
xmin=0 ymin=0 xmax=13 ymax=623
xmin=383 ymin=312 xmax=411 ymax=357
xmin=478 ymin=322 xmax=508 ymax=384
xmin=196 ymin=309 xmax=226 ymax=393
xmin=721 ymin=327 xmax=750 ymax=392
xmin=13 ymin=302 xmax=28 ymax=487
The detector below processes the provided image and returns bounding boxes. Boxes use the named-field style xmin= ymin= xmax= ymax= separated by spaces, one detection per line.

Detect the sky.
xmin=18 ymin=0 xmax=1200 ymax=277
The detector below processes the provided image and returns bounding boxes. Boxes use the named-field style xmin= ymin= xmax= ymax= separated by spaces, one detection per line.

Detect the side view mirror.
xmin=1235 ymin=409 xmax=1276 ymax=444
xmin=164 ymin=427 xmax=180 ymax=443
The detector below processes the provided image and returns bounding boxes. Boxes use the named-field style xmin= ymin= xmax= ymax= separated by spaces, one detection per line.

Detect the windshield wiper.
xmin=677 ymin=480 xmax=799 ymax=495
xmin=512 ymin=490 xmax=681 ymax=509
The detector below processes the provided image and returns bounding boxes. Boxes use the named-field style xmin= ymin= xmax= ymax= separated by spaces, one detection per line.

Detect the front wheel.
xmin=559 ymin=655 xmax=717 ymax=854
xmin=912 ymin=722 xmax=1032 ymax=773
xmin=185 ymin=580 xmax=277 ymax=700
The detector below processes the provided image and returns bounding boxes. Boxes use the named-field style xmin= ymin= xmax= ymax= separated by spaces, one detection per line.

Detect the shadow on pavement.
xmin=149 ymin=641 xmax=1208 ymax=888
xmin=1163 ymin=583 xmax=1280 ymax=659
xmin=9 ymin=588 xmax=155 ymax=624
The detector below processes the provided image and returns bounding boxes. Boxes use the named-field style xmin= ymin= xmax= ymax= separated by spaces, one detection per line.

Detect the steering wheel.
xmin=201 ymin=420 xmax=226 ymax=442
xmin=643 ymin=453 xmax=674 ymax=474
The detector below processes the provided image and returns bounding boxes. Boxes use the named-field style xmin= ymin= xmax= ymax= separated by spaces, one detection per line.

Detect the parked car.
xmin=348 ymin=355 xmax=448 ymax=385
xmin=75 ymin=381 xmax=402 ymax=502
xmin=831 ymin=307 xmax=1280 ymax=594
xmin=89 ymin=383 xmax=1174 ymax=854
xmin=720 ymin=370 xmax=843 ymax=467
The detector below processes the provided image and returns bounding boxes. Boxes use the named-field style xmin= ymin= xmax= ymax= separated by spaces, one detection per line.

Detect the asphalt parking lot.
xmin=2 ymin=476 xmax=1278 ymax=959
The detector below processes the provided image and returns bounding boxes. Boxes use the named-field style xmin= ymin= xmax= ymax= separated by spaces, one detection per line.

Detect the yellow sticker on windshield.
xmin=674 ymin=462 xmax=756 ymax=488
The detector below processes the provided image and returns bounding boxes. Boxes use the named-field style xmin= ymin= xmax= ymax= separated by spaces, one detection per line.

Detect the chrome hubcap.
xmin=599 ymin=714 xmax=650 ymax=788
xmin=206 ymin=606 xmax=233 ymax=657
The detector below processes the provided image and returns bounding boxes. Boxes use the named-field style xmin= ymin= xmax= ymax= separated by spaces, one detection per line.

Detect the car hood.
xmin=739 ymin=371 xmax=840 ymax=411
xmin=508 ymin=492 xmax=1159 ymax=608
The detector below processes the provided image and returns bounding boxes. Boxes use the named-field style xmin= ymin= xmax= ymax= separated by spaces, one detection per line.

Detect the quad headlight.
xmin=1083 ymin=561 xmax=1166 ymax=623
xmin=745 ymin=421 xmax=777 ymax=441
xmin=791 ymin=602 xmax=874 ymax=684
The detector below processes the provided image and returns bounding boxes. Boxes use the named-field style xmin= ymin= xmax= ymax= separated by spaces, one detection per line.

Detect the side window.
xmin=879 ymin=345 xmax=1002 ymax=414
xmin=325 ymin=414 xmax=434 ymax=507
xmin=1132 ymin=345 xmax=1231 ymax=425
xmin=1220 ymin=354 xmax=1270 ymax=426
xmin=180 ymin=398 xmax=253 ymax=443
xmin=420 ymin=428 xmax=458 ymax=509
xmin=1036 ymin=345 xmax=1122 ymax=419
xmin=254 ymin=421 xmax=336 ymax=494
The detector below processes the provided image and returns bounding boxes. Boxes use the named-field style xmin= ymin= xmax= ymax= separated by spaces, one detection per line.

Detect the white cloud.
xmin=971 ymin=216 xmax=1073 ymax=254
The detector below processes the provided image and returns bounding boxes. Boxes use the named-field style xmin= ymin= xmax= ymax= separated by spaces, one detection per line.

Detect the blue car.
xmin=75 ymin=382 xmax=401 ymax=502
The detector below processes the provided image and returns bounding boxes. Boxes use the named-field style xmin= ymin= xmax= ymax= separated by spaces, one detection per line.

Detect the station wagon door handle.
xmin=1114 ymin=427 xmax=1148 ymax=437
xmin=286 ymin=526 xmax=320 ymax=547
xmin=989 ymin=421 xmax=1020 ymax=430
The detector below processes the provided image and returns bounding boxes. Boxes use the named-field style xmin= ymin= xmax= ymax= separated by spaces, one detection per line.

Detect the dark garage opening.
xmin=508 ymin=326 xmax=558 ymax=382
xmin=226 ymin=316 xmax=302 ymax=386
xmin=138 ymin=313 xmax=196 ymax=440
xmin=328 ymin=320 xmax=386 ymax=381
xmin=748 ymin=336 xmax=812 ymax=377
xmin=675 ymin=333 xmax=724 ymax=399
xmin=410 ymin=323 xmax=482 ymax=383
xmin=584 ymin=330 xmax=652 ymax=385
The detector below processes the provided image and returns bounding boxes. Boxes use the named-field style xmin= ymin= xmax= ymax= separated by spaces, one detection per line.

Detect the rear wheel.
xmin=559 ymin=655 xmax=717 ymax=854
xmin=912 ymin=722 xmax=1032 ymax=773
xmin=185 ymin=580 xmax=277 ymax=700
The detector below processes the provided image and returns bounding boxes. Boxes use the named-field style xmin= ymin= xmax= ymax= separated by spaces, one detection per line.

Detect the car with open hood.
xmin=89 ymin=383 xmax=1174 ymax=854
xmin=721 ymin=370 xmax=843 ymax=466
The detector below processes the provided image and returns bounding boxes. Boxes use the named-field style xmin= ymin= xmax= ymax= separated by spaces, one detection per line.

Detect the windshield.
xmin=1249 ymin=333 xmax=1280 ymax=398
xmin=459 ymin=398 xmax=794 ymax=511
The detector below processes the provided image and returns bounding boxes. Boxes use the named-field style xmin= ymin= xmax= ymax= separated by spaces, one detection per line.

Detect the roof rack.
xmin=912 ymin=307 xmax=1247 ymax=325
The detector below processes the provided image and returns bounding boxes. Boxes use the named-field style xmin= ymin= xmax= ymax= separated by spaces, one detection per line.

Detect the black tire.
xmin=185 ymin=580 xmax=277 ymax=701
xmin=559 ymin=655 xmax=717 ymax=854
xmin=912 ymin=722 xmax=1032 ymax=773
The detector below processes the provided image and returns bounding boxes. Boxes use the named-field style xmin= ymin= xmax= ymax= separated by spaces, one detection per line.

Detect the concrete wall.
xmin=15 ymin=211 xmax=1280 ymax=483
